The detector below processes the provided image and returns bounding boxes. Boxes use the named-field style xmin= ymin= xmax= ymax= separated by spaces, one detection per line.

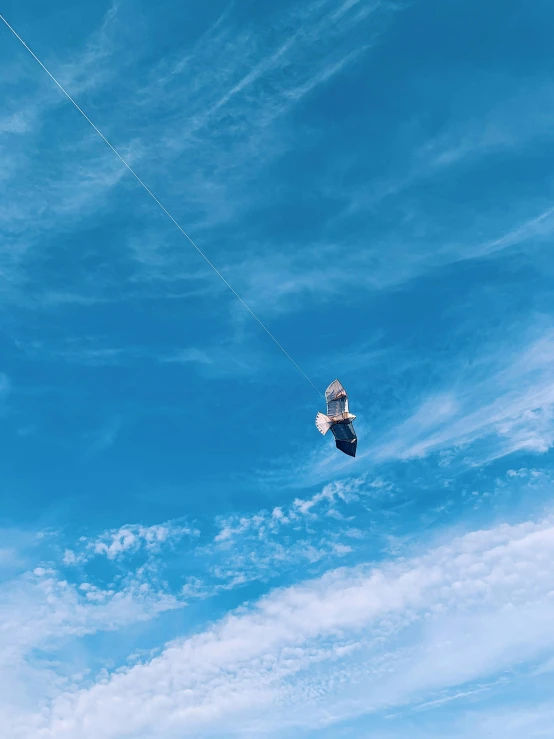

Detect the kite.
xmin=315 ymin=379 xmax=357 ymax=457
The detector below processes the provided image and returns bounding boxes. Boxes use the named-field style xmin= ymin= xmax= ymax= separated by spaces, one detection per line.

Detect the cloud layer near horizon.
xmin=3 ymin=510 xmax=554 ymax=737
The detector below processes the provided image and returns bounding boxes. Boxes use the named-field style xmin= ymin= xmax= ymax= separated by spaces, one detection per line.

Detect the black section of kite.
xmin=315 ymin=379 xmax=357 ymax=457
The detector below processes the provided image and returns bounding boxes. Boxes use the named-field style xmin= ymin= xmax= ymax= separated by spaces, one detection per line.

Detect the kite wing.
xmin=325 ymin=379 xmax=348 ymax=418
xmin=331 ymin=420 xmax=357 ymax=457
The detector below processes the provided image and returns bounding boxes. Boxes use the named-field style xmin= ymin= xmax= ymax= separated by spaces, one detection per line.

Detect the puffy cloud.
xmin=64 ymin=522 xmax=199 ymax=565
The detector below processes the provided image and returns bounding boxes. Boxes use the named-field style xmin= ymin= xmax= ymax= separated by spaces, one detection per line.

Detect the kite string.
xmin=0 ymin=13 xmax=324 ymax=399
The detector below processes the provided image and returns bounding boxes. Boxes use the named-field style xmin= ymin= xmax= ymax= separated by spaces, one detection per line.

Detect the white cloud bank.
xmin=7 ymin=513 xmax=554 ymax=738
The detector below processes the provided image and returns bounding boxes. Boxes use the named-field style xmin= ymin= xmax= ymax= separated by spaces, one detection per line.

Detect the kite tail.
xmin=315 ymin=412 xmax=333 ymax=435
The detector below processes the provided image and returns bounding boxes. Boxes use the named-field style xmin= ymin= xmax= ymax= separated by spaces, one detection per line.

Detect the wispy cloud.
xmin=185 ymin=193 xmax=554 ymax=325
xmin=340 ymin=69 xmax=554 ymax=217
xmin=0 ymin=0 xmax=393 ymax=319
xmin=15 ymin=334 xmax=267 ymax=382
xmin=373 ymin=700 xmax=554 ymax=739
xmin=373 ymin=328 xmax=554 ymax=464
xmin=285 ymin=325 xmax=554 ymax=489
xmin=0 ymin=5 xmax=133 ymax=311
xmin=218 ymin=72 xmax=554 ymax=317
xmin=130 ymin=0 xmax=386 ymax=177
xmin=3 ymin=0 xmax=554 ymax=339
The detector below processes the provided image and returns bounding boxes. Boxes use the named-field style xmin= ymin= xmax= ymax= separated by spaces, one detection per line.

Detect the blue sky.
xmin=2 ymin=0 xmax=554 ymax=736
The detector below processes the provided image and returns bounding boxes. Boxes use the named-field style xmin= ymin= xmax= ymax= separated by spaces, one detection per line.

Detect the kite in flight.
xmin=315 ymin=379 xmax=357 ymax=457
